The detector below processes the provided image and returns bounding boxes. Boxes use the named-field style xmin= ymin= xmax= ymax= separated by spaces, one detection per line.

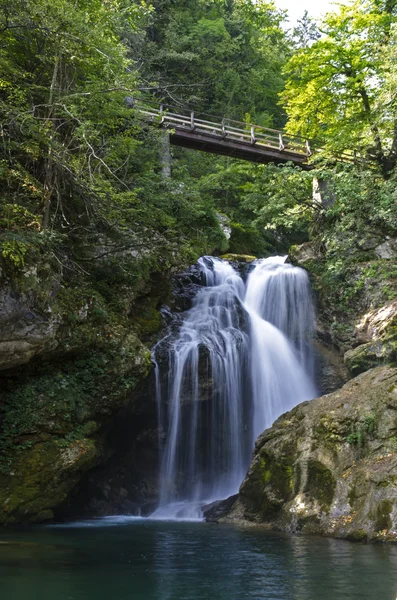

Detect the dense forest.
xmin=0 ymin=0 xmax=397 ymax=539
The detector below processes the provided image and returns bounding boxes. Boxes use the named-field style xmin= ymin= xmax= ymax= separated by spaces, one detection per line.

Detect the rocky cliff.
xmin=0 ymin=237 xmax=204 ymax=524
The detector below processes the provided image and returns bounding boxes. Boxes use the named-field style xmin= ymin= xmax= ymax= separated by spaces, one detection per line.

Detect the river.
xmin=1 ymin=519 xmax=397 ymax=599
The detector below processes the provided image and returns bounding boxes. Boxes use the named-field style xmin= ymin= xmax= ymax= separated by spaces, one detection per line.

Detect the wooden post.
xmin=250 ymin=126 xmax=256 ymax=145
xmin=306 ymin=140 xmax=312 ymax=156
xmin=190 ymin=111 xmax=195 ymax=130
xmin=279 ymin=133 xmax=285 ymax=151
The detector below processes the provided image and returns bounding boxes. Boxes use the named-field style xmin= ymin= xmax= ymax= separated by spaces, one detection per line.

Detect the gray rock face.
xmin=218 ymin=366 xmax=397 ymax=543
xmin=374 ymin=238 xmax=397 ymax=259
xmin=288 ymin=242 xmax=319 ymax=266
xmin=344 ymin=300 xmax=397 ymax=375
xmin=0 ymin=288 xmax=60 ymax=370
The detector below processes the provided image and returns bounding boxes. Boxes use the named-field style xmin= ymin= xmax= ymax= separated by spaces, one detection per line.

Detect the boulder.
xmin=218 ymin=366 xmax=397 ymax=543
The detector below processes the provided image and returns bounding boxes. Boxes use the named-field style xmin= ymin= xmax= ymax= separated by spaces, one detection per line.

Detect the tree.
xmin=0 ymin=0 xmax=147 ymax=228
xmin=281 ymin=0 xmax=397 ymax=177
xmin=292 ymin=11 xmax=321 ymax=48
xmin=0 ymin=0 xmax=227 ymax=270
xmin=130 ymin=0 xmax=289 ymax=126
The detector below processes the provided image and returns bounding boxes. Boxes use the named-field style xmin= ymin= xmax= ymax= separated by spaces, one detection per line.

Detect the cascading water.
xmin=151 ymin=256 xmax=317 ymax=520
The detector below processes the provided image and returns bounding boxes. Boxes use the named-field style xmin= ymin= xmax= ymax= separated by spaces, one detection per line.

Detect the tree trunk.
xmin=41 ymin=58 xmax=59 ymax=229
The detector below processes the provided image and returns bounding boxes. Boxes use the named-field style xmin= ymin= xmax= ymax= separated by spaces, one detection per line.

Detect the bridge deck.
xmin=170 ymin=129 xmax=310 ymax=167
xmin=136 ymin=103 xmax=312 ymax=167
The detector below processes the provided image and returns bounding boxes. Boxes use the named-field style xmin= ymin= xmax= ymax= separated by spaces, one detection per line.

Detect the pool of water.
xmin=1 ymin=518 xmax=397 ymax=600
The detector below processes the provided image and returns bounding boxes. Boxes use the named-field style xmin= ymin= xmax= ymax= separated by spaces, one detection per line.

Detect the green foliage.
xmin=282 ymin=0 xmax=397 ymax=176
xmin=134 ymin=0 xmax=288 ymax=124
xmin=0 ymin=343 xmax=150 ymax=472
xmin=1 ymin=238 xmax=29 ymax=267
xmin=0 ymin=0 xmax=229 ymax=285
xmin=347 ymin=415 xmax=377 ymax=446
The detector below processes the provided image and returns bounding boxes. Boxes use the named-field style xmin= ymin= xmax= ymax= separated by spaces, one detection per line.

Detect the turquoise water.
xmin=1 ymin=518 xmax=397 ymax=600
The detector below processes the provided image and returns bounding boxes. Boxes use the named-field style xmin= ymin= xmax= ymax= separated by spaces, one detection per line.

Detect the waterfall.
xmin=151 ymin=256 xmax=317 ymax=520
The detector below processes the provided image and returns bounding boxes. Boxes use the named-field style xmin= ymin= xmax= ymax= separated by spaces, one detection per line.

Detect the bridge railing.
xmin=134 ymin=101 xmax=311 ymax=158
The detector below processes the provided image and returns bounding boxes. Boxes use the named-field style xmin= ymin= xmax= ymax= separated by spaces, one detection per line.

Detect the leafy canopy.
xmin=282 ymin=0 xmax=397 ymax=177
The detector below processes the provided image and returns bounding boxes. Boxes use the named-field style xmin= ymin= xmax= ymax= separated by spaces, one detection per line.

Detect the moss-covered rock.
xmin=0 ymin=233 xmax=197 ymax=523
xmin=0 ymin=439 xmax=98 ymax=524
xmin=218 ymin=366 xmax=397 ymax=543
xmin=219 ymin=253 xmax=256 ymax=263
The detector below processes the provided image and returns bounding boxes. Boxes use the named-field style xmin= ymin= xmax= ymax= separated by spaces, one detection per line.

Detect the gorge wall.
xmin=0 ymin=237 xmax=204 ymax=524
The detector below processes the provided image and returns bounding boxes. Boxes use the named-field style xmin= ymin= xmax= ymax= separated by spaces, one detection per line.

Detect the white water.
xmin=151 ymin=256 xmax=317 ymax=520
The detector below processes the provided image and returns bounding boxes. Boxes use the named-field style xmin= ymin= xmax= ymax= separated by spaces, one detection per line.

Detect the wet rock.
xmin=169 ymin=264 xmax=204 ymax=312
xmin=219 ymin=366 xmax=397 ymax=543
xmin=202 ymin=494 xmax=238 ymax=522
xmin=313 ymin=338 xmax=348 ymax=394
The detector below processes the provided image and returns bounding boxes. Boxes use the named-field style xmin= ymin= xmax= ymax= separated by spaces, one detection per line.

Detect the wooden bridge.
xmin=133 ymin=101 xmax=312 ymax=168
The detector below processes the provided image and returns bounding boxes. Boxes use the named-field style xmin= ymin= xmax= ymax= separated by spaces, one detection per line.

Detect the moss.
xmin=348 ymin=486 xmax=357 ymax=506
xmin=248 ymin=449 xmax=295 ymax=517
xmin=346 ymin=414 xmax=377 ymax=447
xmin=131 ymin=301 xmax=163 ymax=337
xmin=347 ymin=529 xmax=368 ymax=542
xmin=315 ymin=414 xmax=345 ymax=449
xmin=306 ymin=460 xmax=336 ymax=511
xmin=0 ymin=333 xmax=151 ymax=474
xmin=0 ymin=438 xmax=98 ymax=524
xmin=219 ymin=253 xmax=257 ymax=263
xmin=373 ymin=500 xmax=393 ymax=532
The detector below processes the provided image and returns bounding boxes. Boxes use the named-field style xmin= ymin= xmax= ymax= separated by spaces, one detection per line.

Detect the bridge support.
xmin=160 ymin=131 xmax=172 ymax=179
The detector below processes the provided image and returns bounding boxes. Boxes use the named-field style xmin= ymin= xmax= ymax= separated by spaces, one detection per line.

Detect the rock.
xmin=202 ymin=494 xmax=238 ymax=522
xmin=344 ymin=300 xmax=397 ymax=375
xmin=374 ymin=239 xmax=397 ymax=259
xmin=219 ymin=254 xmax=256 ymax=263
xmin=169 ymin=264 xmax=204 ymax=312
xmin=344 ymin=341 xmax=396 ymax=376
xmin=288 ymin=242 xmax=321 ymax=267
xmin=0 ymin=439 xmax=98 ymax=524
xmin=0 ymin=288 xmax=60 ymax=370
xmin=219 ymin=366 xmax=397 ymax=543
xmin=313 ymin=338 xmax=348 ymax=394
xmin=312 ymin=178 xmax=336 ymax=208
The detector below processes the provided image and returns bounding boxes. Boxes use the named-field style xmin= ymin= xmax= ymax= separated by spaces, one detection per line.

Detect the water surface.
xmin=1 ymin=519 xmax=397 ymax=600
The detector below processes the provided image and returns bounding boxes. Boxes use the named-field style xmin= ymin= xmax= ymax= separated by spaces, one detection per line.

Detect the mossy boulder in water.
xmin=218 ymin=366 xmax=397 ymax=543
